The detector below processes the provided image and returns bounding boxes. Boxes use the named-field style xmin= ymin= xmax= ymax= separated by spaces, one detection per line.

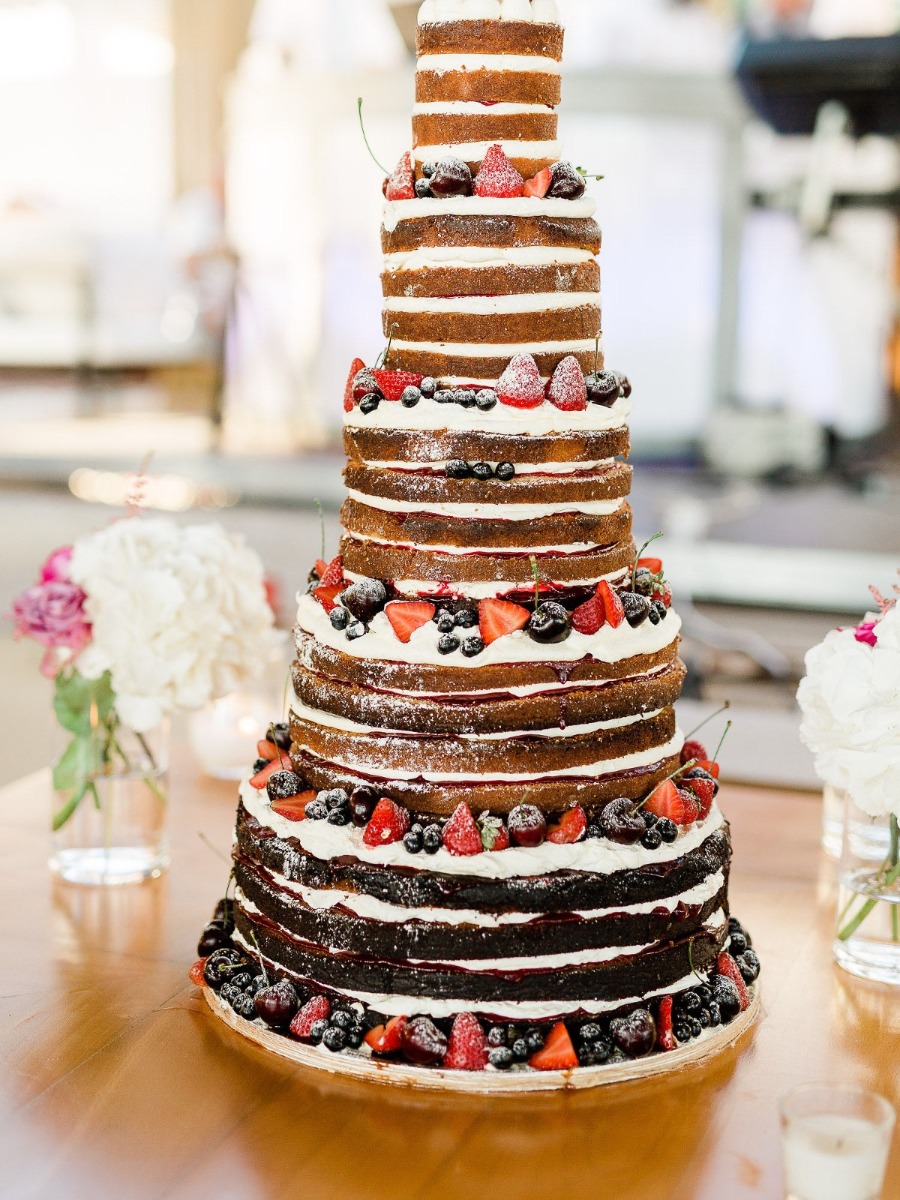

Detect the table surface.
xmin=1 ymin=757 xmax=898 ymax=1200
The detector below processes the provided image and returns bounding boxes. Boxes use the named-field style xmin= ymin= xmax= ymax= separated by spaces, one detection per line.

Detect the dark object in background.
xmin=735 ymin=35 xmax=900 ymax=136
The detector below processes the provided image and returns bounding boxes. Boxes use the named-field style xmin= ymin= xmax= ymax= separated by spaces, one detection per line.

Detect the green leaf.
xmin=52 ymin=735 xmax=97 ymax=793
xmin=52 ymin=782 xmax=88 ymax=831
xmin=53 ymin=670 xmax=115 ymax=736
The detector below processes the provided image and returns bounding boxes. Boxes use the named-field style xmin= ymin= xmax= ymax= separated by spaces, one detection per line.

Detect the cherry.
xmin=352 ymin=368 xmax=380 ymax=402
xmin=401 ymin=1016 xmax=448 ymax=1065
xmin=429 ymin=156 xmax=473 ymax=197
xmin=597 ymin=798 xmax=646 ymax=845
xmin=527 ymin=602 xmax=571 ymax=644
xmin=254 ymin=979 xmax=300 ymax=1029
xmin=610 ymin=1008 xmax=656 ymax=1057
xmin=197 ymin=922 xmax=232 ymax=957
xmin=350 ymin=784 xmax=379 ymax=827
xmin=203 ymin=947 xmax=250 ymax=990
xmin=547 ymin=161 xmax=586 ymax=200
xmin=621 ymin=592 xmax=651 ymax=627
xmin=341 ymin=578 xmax=388 ymax=622
xmin=508 ymin=804 xmax=547 ymax=847
xmin=585 ymin=371 xmax=620 ymax=406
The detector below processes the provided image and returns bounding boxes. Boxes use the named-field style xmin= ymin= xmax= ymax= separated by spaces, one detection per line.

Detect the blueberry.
xmin=580 ymin=1040 xmax=613 ymax=1066
xmin=580 ymin=1022 xmax=603 ymax=1043
xmin=237 ymin=993 xmax=257 ymax=1019
xmin=729 ymin=917 xmax=751 ymax=946
xmin=707 ymin=1001 xmax=722 ymax=1027
xmin=309 ymin=1019 xmax=328 ymax=1044
xmin=461 ymin=635 xmax=484 ymax=658
xmin=419 ymin=376 xmax=437 ymax=398
xmin=322 ymin=1026 xmax=347 ymax=1051
xmin=488 ymin=1046 xmax=514 ymax=1070
xmin=711 ymin=976 xmax=741 ymax=1022
xmin=696 ymin=985 xmax=712 ymax=1007
xmin=487 ymin=1025 xmax=506 ymax=1048
xmin=220 ymin=983 xmax=239 ymax=1004
xmin=471 ymin=462 xmax=494 ymax=481
xmin=438 ymin=634 xmax=460 ymax=654
xmin=422 ymin=824 xmax=443 ymax=853
xmin=673 ymin=1021 xmax=692 ymax=1043
xmin=652 ymin=601 xmax=668 ymax=622
xmin=251 ymin=757 xmax=267 ymax=774
xmin=320 ymin=788 xmax=349 ymax=811
xmin=648 ymin=605 xmax=661 ymax=626
xmin=687 ymin=1017 xmax=702 ymax=1039
xmin=475 ymin=389 xmax=497 ymax=410
xmin=699 ymin=1009 xmax=711 ymax=1028
xmin=326 ymin=808 xmax=350 ymax=826
xmin=455 ymin=609 xmax=477 ymax=628
xmin=511 ymin=1038 xmax=529 ymax=1061
xmin=403 ymin=826 xmax=424 ymax=854
xmin=446 ymin=460 xmax=471 ymax=480
xmin=400 ymin=386 xmax=421 ymax=408
xmin=452 ymin=388 xmax=476 ymax=407
xmin=330 ymin=607 xmax=349 ymax=630
xmin=679 ymin=991 xmax=702 ymax=1015
xmin=345 ymin=1025 xmax=364 ymax=1049
xmin=358 ymin=393 xmax=380 ymax=415
xmin=656 ymin=817 xmax=678 ymax=843
xmin=434 ymin=389 xmax=455 ymax=404
xmin=729 ymin=930 xmax=748 ymax=956
xmin=436 ymin=609 xmax=456 ymax=633
xmin=641 ymin=826 xmax=662 ymax=850
xmin=525 ymin=1027 xmax=544 ymax=1053
xmin=414 ymin=178 xmax=432 ymax=199
xmin=642 ymin=810 xmax=658 ymax=827
xmin=231 ymin=973 xmax=252 ymax=991
xmin=346 ymin=620 xmax=367 ymax=641
xmin=586 ymin=823 xmax=603 ymax=839
xmin=737 ymin=949 xmax=760 ymax=983
xmin=618 ymin=374 xmax=632 ymax=398
xmin=421 ymin=162 xmax=435 ymax=178
xmin=331 ymin=1010 xmax=352 ymax=1029
xmin=305 ymin=800 xmax=327 ymax=821
xmin=495 ymin=461 xmax=515 ymax=480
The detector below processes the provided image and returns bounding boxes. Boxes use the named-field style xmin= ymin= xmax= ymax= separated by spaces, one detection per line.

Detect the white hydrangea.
xmin=797 ymin=604 xmax=900 ymax=819
xmin=69 ymin=517 xmax=285 ymax=732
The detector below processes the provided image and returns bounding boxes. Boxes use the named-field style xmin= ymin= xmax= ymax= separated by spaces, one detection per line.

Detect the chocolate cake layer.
xmin=291 ymin=747 xmax=680 ymax=816
xmin=295 ymin=631 xmax=679 ymax=695
xmin=417 ymin=20 xmax=564 ymax=59
xmin=381 ymin=215 xmax=600 ymax=256
xmin=340 ymin=497 xmax=631 ymax=552
xmin=236 ymin=905 xmax=724 ymax=1003
xmin=381 ymin=304 xmax=600 ymax=345
xmin=344 ymin=426 xmax=628 ymax=466
xmin=386 ymin=347 xmax=596 ymax=380
xmin=234 ymin=857 xmax=726 ymax=962
xmin=340 ymin=533 xmax=635 ymax=584
xmin=344 ymin=461 xmax=632 ymax=505
xmin=291 ymin=659 xmax=687 ymax=736
xmin=412 ymin=111 xmax=558 ymax=148
xmin=415 ymin=69 xmax=561 ymax=107
xmin=236 ymin=802 xmax=731 ymax=914
xmin=289 ymin=706 xmax=675 ymax=777
xmin=380 ymin=261 xmax=600 ymax=299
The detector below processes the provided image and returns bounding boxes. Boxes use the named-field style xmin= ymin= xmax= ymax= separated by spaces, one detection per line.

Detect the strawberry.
xmin=680 ymin=739 xmax=708 ymax=766
xmin=365 ymin=1014 xmax=408 ymax=1054
xmin=478 ymin=597 xmax=530 ymax=645
xmin=695 ymin=759 xmax=720 ymax=779
xmin=683 ymin=774 xmax=716 ymax=818
xmin=318 ymin=554 xmax=344 ymax=588
xmin=656 ymin=996 xmax=676 ymax=1051
xmin=314 ymin=558 xmax=328 ymax=579
xmin=638 ymin=556 xmax=663 ymax=574
xmin=290 ymin=994 xmax=331 ymax=1039
xmin=523 ymin=165 xmax=553 ymax=198
xmin=272 ymin=790 xmax=316 ymax=822
xmin=597 ymin=579 xmax=624 ymax=628
xmin=479 ymin=812 xmax=509 ymax=852
xmin=363 ymin=798 xmax=411 ymax=847
xmin=546 ymin=355 xmax=587 ymax=411
xmin=443 ymin=1012 xmax=487 ymax=1071
xmin=529 ymin=1021 xmax=578 ymax=1071
xmin=256 ymin=738 xmax=283 ymax=763
xmin=717 ymin=951 xmax=750 ymax=1010
xmin=384 ymin=151 xmax=415 ymax=201
xmin=473 ymin=143 xmax=525 ymax=198
xmin=189 ymin=958 xmax=207 ymax=987
xmin=313 ymin=583 xmax=344 ymax=613
xmin=546 ymin=805 xmax=587 ymax=844
xmin=496 ymin=353 xmax=544 ymax=409
xmin=657 ymin=583 xmax=673 ymax=609
xmin=571 ymin=588 xmax=605 ymax=635
xmin=249 ymin=758 xmax=285 ymax=790
xmin=643 ymin=779 xmax=700 ymax=825
xmin=371 ymin=368 xmax=424 ymax=402
xmin=443 ymin=801 xmax=483 ymax=856
xmin=343 ymin=357 xmax=365 ymax=412
xmin=385 ymin=600 xmax=436 ymax=643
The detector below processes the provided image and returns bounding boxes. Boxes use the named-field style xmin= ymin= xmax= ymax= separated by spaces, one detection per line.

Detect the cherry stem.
xmin=593 ymin=334 xmax=600 ymax=376
xmin=248 ymin=928 xmax=269 ymax=986
xmin=634 ymin=758 xmax=698 ymax=810
xmin=684 ymin=701 xmax=731 ymax=742
xmin=377 ymin=322 xmax=399 ymax=369
xmin=356 ymin=97 xmax=388 ymax=175
xmin=267 ymin=724 xmax=289 ymax=769
xmin=197 ymin=831 xmax=230 ymax=865
xmin=577 ymin=166 xmax=605 ymax=181
xmin=632 ymin=531 xmax=664 ymax=591
xmin=314 ymin=498 xmax=325 ymax=562
xmin=711 ymin=720 xmax=732 ymax=764
xmin=529 ymin=554 xmax=541 ymax=607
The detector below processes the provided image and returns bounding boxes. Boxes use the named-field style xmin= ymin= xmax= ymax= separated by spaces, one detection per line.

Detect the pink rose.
xmin=40 ymin=545 xmax=74 ymax=583
xmin=854 ymin=621 xmax=878 ymax=647
xmin=10 ymin=580 xmax=91 ymax=653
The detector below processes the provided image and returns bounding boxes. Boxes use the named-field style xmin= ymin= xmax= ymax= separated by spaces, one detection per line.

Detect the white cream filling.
xmin=237 ymin=864 xmax=725 ymax=928
xmin=348 ymin=529 xmax=604 ymax=554
xmin=412 ymin=140 xmax=561 ymax=165
xmin=382 ymin=195 xmax=595 ymax=232
xmin=413 ymin=100 xmax=554 ymax=116
xmin=416 ymin=53 xmax=562 ymax=74
xmin=344 ymin=394 xmax=627 ymax=436
xmin=360 ymin=458 xmax=615 ymax=475
xmin=240 ymin=778 xmax=723 ymax=881
xmin=346 ymin=488 xmax=624 ymax=519
xmin=418 ymin=0 xmax=561 ymax=24
xmin=383 ymin=292 xmax=598 ymax=316
xmin=296 ymin=590 xmax=680 ymax=669
xmin=383 ymin=246 xmax=595 ymax=270
xmin=289 ymin=693 xmax=663 ymax=741
xmin=364 ymin=570 xmax=630 ymax=600
xmin=392 ymin=336 xmax=597 ymax=357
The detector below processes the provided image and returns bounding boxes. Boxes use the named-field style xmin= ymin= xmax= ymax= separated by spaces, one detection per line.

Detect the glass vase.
xmin=822 ymin=785 xmax=891 ymax=863
xmin=833 ymin=796 xmax=900 ymax=986
xmin=49 ymin=711 xmax=170 ymax=886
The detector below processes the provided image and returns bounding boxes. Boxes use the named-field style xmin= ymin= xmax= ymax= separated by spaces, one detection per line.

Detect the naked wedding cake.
xmin=194 ymin=0 xmax=760 ymax=1083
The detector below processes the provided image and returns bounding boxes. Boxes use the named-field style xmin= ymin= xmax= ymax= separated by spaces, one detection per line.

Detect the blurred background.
xmin=1 ymin=0 xmax=899 ymax=786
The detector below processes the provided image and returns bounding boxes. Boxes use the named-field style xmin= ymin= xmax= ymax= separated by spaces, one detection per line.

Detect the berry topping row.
xmin=384 ymin=145 xmax=588 ymax=203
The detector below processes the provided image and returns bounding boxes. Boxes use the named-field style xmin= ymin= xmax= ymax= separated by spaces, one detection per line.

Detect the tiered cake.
xmin=196 ymin=0 xmax=760 ymax=1083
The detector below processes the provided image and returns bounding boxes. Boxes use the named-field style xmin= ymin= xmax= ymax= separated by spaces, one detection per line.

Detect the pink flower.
xmin=40 ymin=545 xmax=74 ymax=583
xmin=10 ymin=581 xmax=91 ymax=651
xmin=854 ymin=620 xmax=878 ymax=647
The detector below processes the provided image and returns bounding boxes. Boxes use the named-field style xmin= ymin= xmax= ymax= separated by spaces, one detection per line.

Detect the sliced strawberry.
xmin=256 ymin=738 xmax=282 ymax=763
xmin=249 ymin=758 xmax=285 ymax=790
xmin=365 ymin=1014 xmax=408 ymax=1054
xmin=314 ymin=558 xmax=328 ymax=579
xmin=597 ymin=579 xmax=624 ymax=628
xmin=546 ymin=355 xmax=587 ymax=412
xmin=443 ymin=1012 xmax=488 ymax=1071
xmin=473 ymin=143 xmax=525 ymax=198
xmin=319 ymin=554 xmax=344 ymax=588
xmin=529 ymin=1021 xmax=578 ymax=1071
xmin=695 ymin=759 xmax=720 ymax=779
xmin=478 ymin=597 xmax=530 ymax=645
xmin=371 ymin=368 xmax=424 ymax=402
xmin=546 ymin=805 xmax=587 ymax=844
xmin=384 ymin=151 xmax=415 ymax=201
xmin=479 ymin=813 xmax=509 ymax=852
xmin=363 ymin=798 xmax=411 ymax=847
xmin=638 ymin=556 xmax=663 ymax=574
xmin=313 ymin=583 xmax=344 ymax=613
xmin=343 ymin=357 xmax=366 ymax=412
xmin=443 ymin=801 xmax=483 ymax=856
xmin=571 ymin=590 xmax=605 ymax=635
xmin=272 ymin=790 xmax=316 ymax=822
xmin=680 ymin=739 xmax=708 ymax=765
xmin=385 ymin=600 xmax=436 ymax=643
xmin=643 ymin=779 xmax=700 ymax=825
xmin=683 ymin=775 xmax=716 ymax=819
xmin=189 ymin=958 xmax=207 ymax=987
xmin=290 ymin=994 xmax=331 ymax=1039
xmin=496 ymin=353 xmax=544 ymax=409
xmin=657 ymin=996 xmax=676 ymax=1051
xmin=717 ymin=951 xmax=750 ymax=1010
xmin=523 ymin=165 xmax=553 ymax=198
xmin=657 ymin=583 xmax=673 ymax=609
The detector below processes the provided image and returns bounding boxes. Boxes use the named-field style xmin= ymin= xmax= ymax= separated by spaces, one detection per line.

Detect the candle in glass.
xmin=780 ymin=1085 xmax=895 ymax=1200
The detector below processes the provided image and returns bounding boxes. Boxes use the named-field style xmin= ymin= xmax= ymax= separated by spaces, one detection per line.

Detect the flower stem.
xmin=837 ymin=814 xmax=900 ymax=942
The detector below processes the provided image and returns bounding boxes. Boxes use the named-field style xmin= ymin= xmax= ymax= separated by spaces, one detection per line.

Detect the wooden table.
xmin=1 ymin=761 xmax=897 ymax=1200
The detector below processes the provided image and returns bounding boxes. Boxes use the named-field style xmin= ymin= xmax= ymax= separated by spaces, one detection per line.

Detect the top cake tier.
xmin=414 ymin=4 xmax=564 ymax=178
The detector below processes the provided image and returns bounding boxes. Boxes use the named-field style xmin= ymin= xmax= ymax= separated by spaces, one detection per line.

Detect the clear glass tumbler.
xmin=833 ymin=795 xmax=900 ymax=986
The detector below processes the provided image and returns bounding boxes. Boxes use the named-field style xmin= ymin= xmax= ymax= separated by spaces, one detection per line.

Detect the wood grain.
xmin=0 ymin=757 xmax=897 ymax=1200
